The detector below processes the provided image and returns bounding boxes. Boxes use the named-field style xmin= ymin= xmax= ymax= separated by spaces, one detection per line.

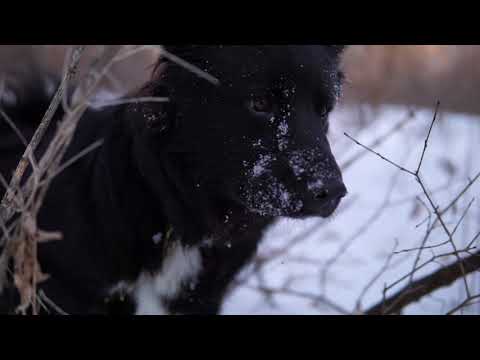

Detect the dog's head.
xmin=135 ymin=45 xmax=347 ymax=219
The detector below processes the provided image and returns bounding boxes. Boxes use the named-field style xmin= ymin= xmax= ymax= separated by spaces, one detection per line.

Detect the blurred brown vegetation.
xmin=2 ymin=45 xmax=480 ymax=115
xmin=341 ymin=45 xmax=480 ymax=115
xmin=0 ymin=45 xmax=157 ymax=96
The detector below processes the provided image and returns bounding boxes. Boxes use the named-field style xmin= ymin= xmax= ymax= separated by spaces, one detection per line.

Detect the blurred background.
xmin=3 ymin=45 xmax=480 ymax=114
xmin=1 ymin=45 xmax=479 ymax=315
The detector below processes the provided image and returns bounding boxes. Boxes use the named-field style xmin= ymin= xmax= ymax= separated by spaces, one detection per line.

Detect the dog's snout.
xmin=301 ymin=180 xmax=347 ymax=217
xmin=313 ymin=182 xmax=347 ymax=202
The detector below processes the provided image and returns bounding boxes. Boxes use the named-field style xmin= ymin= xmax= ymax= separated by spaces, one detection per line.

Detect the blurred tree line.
xmin=2 ymin=45 xmax=480 ymax=115
xmin=342 ymin=45 xmax=480 ymax=115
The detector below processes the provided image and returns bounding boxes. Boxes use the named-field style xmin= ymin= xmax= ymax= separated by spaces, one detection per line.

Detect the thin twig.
xmin=0 ymin=46 xmax=85 ymax=222
xmin=45 ymin=139 xmax=105 ymax=182
xmin=366 ymin=247 xmax=480 ymax=315
xmin=446 ymin=293 xmax=480 ymax=315
xmin=343 ymin=132 xmax=416 ymax=176
xmin=416 ymin=101 xmax=440 ymax=175
xmin=356 ymin=239 xmax=399 ymax=312
xmin=341 ymin=109 xmax=416 ymax=171
xmin=0 ymin=108 xmax=28 ymax=147
xmin=88 ymin=96 xmax=169 ymax=109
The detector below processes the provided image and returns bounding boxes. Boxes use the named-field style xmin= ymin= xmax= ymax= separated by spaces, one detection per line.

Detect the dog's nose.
xmin=302 ymin=181 xmax=347 ymax=216
xmin=313 ymin=181 xmax=347 ymax=202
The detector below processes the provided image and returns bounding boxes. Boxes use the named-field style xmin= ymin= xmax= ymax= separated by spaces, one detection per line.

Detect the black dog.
xmin=0 ymin=45 xmax=347 ymax=314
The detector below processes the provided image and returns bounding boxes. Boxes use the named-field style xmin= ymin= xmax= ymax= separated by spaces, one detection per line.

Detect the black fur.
xmin=0 ymin=45 xmax=347 ymax=315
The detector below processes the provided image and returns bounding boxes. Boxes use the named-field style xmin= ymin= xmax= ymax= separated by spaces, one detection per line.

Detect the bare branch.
xmin=446 ymin=293 xmax=480 ymax=315
xmin=89 ymin=96 xmax=169 ymax=109
xmin=0 ymin=108 xmax=28 ymax=147
xmin=365 ymin=248 xmax=480 ymax=315
xmin=341 ymin=109 xmax=416 ymax=170
xmin=0 ymin=46 xmax=86 ymax=222
xmin=343 ymin=132 xmax=416 ymax=176
xmin=241 ymin=283 xmax=350 ymax=315
xmin=356 ymin=239 xmax=399 ymax=312
xmin=416 ymin=101 xmax=440 ymax=175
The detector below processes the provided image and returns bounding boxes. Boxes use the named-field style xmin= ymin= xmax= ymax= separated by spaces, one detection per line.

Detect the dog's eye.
xmin=249 ymin=95 xmax=273 ymax=114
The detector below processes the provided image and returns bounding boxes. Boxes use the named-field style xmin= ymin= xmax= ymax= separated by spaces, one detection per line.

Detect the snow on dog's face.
xmin=149 ymin=46 xmax=347 ymax=219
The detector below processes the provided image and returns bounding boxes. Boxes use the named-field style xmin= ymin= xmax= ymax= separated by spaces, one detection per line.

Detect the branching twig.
xmin=343 ymin=132 xmax=416 ymax=176
xmin=415 ymin=101 xmax=440 ymax=175
xmin=366 ymin=248 xmax=480 ymax=315
xmin=241 ymin=283 xmax=350 ymax=315
xmin=345 ymin=102 xmax=478 ymax=310
xmin=0 ymin=46 xmax=86 ymax=223
xmin=355 ymin=239 xmax=399 ymax=312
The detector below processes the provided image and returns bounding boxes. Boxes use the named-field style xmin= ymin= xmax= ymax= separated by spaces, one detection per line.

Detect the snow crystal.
xmin=244 ymin=178 xmax=303 ymax=217
xmin=288 ymin=149 xmax=340 ymax=184
xmin=307 ymin=179 xmax=324 ymax=192
xmin=277 ymin=119 xmax=290 ymax=151
xmin=252 ymin=154 xmax=273 ymax=178
xmin=252 ymin=139 xmax=263 ymax=148
xmin=152 ymin=232 xmax=163 ymax=245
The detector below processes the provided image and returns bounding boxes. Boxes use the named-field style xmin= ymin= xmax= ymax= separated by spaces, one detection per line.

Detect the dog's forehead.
xmin=200 ymin=45 xmax=340 ymax=84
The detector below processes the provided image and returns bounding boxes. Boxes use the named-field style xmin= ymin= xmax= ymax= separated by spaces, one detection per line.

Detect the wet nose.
xmin=302 ymin=180 xmax=347 ymax=216
xmin=313 ymin=181 xmax=347 ymax=202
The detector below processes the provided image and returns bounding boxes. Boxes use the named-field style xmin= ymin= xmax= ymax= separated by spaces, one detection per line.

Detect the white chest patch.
xmin=133 ymin=243 xmax=203 ymax=315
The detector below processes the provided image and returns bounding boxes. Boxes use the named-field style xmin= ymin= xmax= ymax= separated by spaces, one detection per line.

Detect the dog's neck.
xmin=90 ymin=105 xmax=273 ymax=253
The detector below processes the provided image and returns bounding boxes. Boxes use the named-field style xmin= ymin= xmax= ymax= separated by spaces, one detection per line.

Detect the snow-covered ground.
xmin=223 ymin=104 xmax=480 ymax=315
